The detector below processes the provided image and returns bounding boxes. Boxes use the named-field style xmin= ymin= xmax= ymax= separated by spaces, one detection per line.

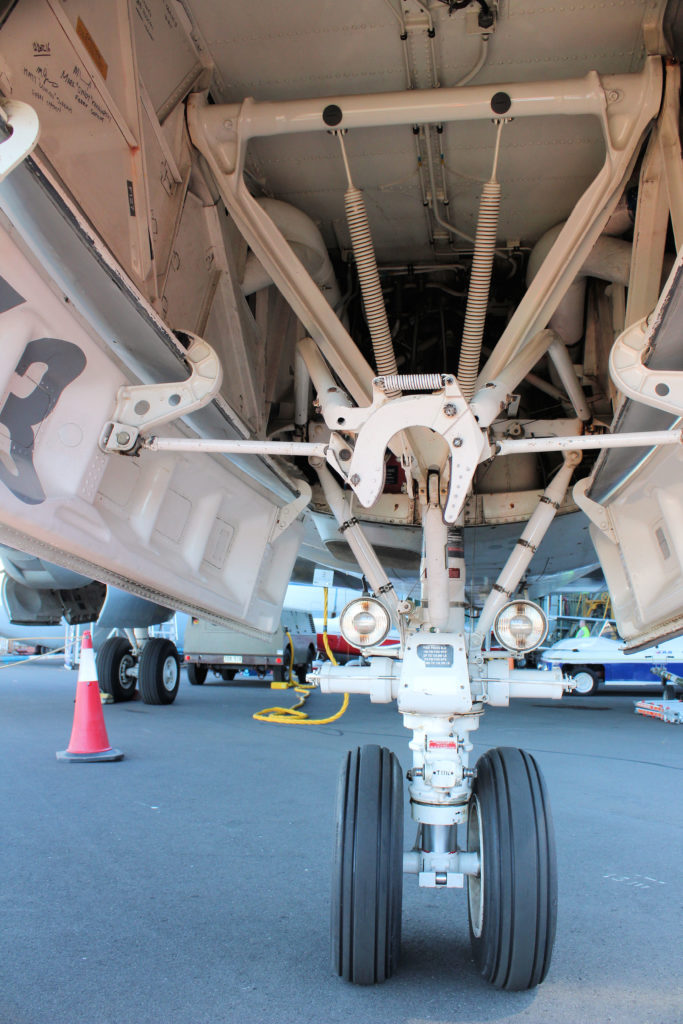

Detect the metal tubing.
xmin=313 ymin=463 xmax=401 ymax=623
xmin=423 ymin=503 xmax=449 ymax=630
xmin=447 ymin=518 xmax=467 ymax=634
xmin=142 ymin=426 xmax=683 ymax=460
xmin=476 ymin=58 xmax=662 ymax=386
xmin=421 ymin=824 xmax=457 ymax=854
xmin=495 ymin=429 xmax=683 ymax=456
xmin=469 ymin=454 xmax=579 ymax=657
xmin=204 ymin=72 xmax=612 ymax=141
xmin=470 ymin=328 xmax=557 ymax=427
xmin=187 ymin=96 xmax=377 ymax=408
xmin=294 ymin=350 xmax=310 ymax=427
xmin=403 ymin=849 xmax=480 ymax=875
xmin=143 ymin=427 xmax=682 ymax=459
xmin=424 ymin=133 xmax=474 ymax=244
xmin=145 ymin=437 xmax=327 ymax=456
xmin=297 ymin=337 xmax=355 ymax=424
xmin=547 ymin=337 xmax=592 ymax=421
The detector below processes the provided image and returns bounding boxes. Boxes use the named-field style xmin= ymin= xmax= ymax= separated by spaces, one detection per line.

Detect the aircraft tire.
xmin=187 ymin=663 xmax=207 ymax=685
xmin=467 ymin=747 xmax=557 ymax=990
xmin=331 ymin=744 xmax=403 ymax=985
xmin=96 ymin=636 xmax=137 ymax=702
xmin=139 ymin=638 xmax=180 ymax=705
xmin=570 ymin=667 xmax=600 ymax=695
xmin=296 ymin=649 xmax=314 ymax=685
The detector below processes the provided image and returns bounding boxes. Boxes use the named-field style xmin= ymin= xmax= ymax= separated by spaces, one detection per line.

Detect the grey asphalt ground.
xmin=1 ymin=661 xmax=682 ymax=1024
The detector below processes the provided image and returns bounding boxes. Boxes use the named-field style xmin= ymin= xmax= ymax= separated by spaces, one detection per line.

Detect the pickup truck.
xmin=182 ymin=610 xmax=318 ymax=685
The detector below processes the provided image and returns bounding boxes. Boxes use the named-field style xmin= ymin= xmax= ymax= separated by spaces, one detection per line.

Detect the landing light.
xmin=339 ymin=596 xmax=391 ymax=649
xmin=493 ymin=600 xmax=548 ymax=654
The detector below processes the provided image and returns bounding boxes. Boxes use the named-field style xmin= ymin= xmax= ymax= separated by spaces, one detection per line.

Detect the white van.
xmin=182 ymin=610 xmax=317 ymax=685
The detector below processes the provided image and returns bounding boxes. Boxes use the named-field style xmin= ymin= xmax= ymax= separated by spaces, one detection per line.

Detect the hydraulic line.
xmin=457 ymin=120 xmax=504 ymax=401
xmin=338 ymin=132 xmax=399 ymax=389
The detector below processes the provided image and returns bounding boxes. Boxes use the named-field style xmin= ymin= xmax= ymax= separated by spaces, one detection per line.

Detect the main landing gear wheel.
xmin=139 ymin=638 xmax=180 ymax=705
xmin=467 ymin=747 xmax=557 ymax=991
xmin=187 ymin=663 xmax=207 ymax=685
xmin=331 ymin=744 xmax=403 ymax=985
xmin=96 ymin=636 xmax=137 ymax=702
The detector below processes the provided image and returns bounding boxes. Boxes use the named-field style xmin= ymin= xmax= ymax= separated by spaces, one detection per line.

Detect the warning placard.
xmin=416 ymin=644 xmax=454 ymax=668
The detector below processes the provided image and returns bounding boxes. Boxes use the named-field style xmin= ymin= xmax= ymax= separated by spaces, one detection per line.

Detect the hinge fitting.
xmin=100 ymin=334 xmax=222 ymax=453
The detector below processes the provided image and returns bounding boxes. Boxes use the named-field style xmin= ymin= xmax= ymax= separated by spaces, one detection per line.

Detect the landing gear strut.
xmin=313 ymin=454 xmax=577 ymax=989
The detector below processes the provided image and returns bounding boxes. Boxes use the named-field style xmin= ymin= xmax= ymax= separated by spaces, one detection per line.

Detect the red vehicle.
xmin=317 ymin=632 xmax=399 ymax=663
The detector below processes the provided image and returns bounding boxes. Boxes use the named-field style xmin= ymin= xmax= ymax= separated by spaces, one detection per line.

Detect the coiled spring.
xmin=376 ymin=373 xmax=448 ymax=392
xmin=345 ymin=184 xmax=398 ymax=382
xmin=457 ymin=179 xmax=501 ymax=401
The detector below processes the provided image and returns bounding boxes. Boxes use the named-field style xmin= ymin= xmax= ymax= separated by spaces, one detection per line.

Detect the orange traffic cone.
xmin=56 ymin=631 xmax=124 ymax=762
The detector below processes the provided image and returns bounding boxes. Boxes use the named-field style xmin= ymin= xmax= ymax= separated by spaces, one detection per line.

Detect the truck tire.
xmin=296 ymin=648 xmax=315 ymax=685
xmin=187 ymin=663 xmax=207 ymax=685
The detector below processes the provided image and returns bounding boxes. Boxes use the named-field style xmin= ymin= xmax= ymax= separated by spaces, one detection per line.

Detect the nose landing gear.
xmin=317 ymin=419 xmax=573 ymax=991
xmin=331 ymin=741 xmax=557 ymax=990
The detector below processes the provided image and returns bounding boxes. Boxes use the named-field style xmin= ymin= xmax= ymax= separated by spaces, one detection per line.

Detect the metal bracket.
xmin=269 ymin=480 xmax=312 ymax=541
xmin=325 ymin=375 xmax=488 ymax=523
xmin=0 ymin=99 xmax=40 ymax=181
xmin=572 ymin=477 xmax=617 ymax=543
xmin=100 ymin=334 xmax=223 ymax=453
xmin=610 ymin=313 xmax=683 ymax=417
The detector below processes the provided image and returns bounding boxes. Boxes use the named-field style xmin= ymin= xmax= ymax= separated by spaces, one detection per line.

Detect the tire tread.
xmin=139 ymin=638 xmax=180 ymax=705
xmin=468 ymin=746 xmax=557 ymax=991
xmin=96 ymin=636 xmax=135 ymax=702
xmin=331 ymin=744 xmax=403 ymax=985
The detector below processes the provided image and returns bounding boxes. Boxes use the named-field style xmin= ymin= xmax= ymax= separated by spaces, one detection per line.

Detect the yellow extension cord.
xmin=252 ymin=587 xmax=349 ymax=725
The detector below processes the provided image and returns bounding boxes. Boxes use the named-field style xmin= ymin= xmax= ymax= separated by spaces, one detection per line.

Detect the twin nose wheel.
xmin=331 ymin=743 xmax=557 ymax=990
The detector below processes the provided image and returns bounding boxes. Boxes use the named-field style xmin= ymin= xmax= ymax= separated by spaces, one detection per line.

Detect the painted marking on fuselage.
xmin=0 ymin=337 xmax=87 ymax=504
xmin=0 ymin=276 xmax=26 ymax=313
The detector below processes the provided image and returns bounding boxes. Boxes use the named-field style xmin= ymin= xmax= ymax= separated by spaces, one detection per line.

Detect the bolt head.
xmin=339 ymin=448 xmax=352 ymax=462
xmin=116 ymin=431 xmax=131 ymax=446
xmin=350 ymin=473 xmax=361 ymax=486
xmin=443 ymin=403 xmax=457 ymax=417
xmin=452 ymin=437 xmax=463 ymax=448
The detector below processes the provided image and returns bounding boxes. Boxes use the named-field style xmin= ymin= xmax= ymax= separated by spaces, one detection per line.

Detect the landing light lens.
xmin=494 ymin=600 xmax=548 ymax=654
xmin=340 ymin=597 xmax=391 ymax=649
